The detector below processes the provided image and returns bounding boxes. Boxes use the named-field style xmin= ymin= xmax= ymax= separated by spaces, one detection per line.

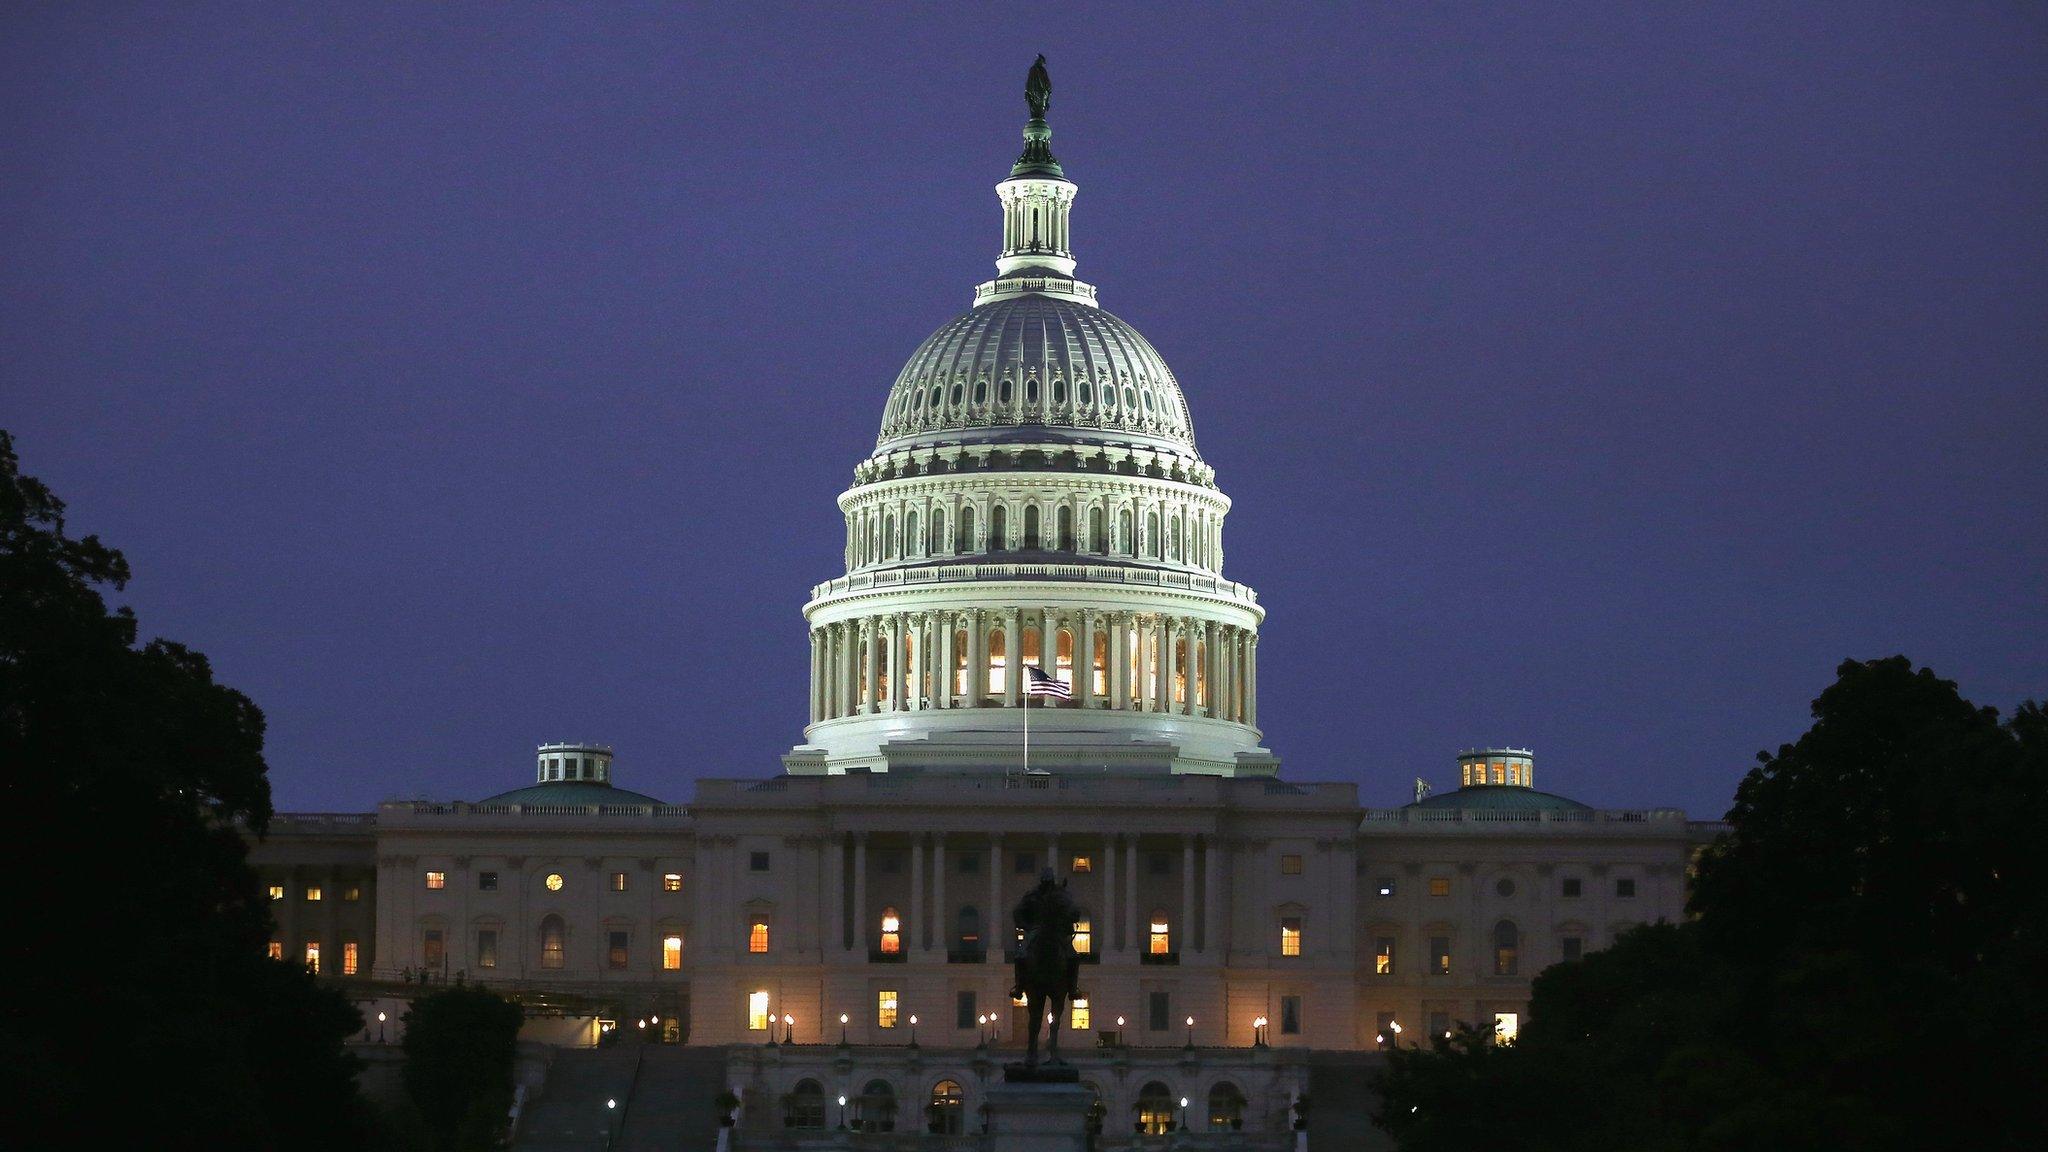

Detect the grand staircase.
xmin=1307 ymin=1050 xmax=1396 ymax=1151
xmin=513 ymin=1045 xmax=729 ymax=1151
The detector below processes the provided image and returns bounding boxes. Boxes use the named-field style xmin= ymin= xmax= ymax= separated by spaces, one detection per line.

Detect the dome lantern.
xmin=985 ymin=56 xmax=1090 ymax=300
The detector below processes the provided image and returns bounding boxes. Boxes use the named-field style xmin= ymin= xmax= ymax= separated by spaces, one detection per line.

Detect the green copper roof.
xmin=478 ymin=781 xmax=666 ymax=807
xmin=1408 ymin=785 xmax=1592 ymax=813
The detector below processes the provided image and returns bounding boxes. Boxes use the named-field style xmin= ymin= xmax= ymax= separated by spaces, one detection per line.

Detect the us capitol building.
xmin=253 ymin=62 xmax=1713 ymax=1149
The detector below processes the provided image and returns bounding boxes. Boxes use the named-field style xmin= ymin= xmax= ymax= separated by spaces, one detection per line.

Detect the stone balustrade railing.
xmin=810 ymin=563 xmax=1258 ymax=606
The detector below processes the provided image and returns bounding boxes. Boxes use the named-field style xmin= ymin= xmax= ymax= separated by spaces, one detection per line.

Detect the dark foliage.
xmin=0 ymin=430 xmax=368 ymax=1147
xmin=401 ymin=984 xmax=524 ymax=1151
xmin=1374 ymin=656 xmax=2047 ymax=1151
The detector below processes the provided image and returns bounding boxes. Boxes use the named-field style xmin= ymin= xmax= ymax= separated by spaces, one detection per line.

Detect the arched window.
xmin=1055 ymin=628 xmax=1074 ymax=689
xmin=958 ymin=506 xmax=976 ymax=553
xmin=990 ymin=505 xmax=1008 ymax=552
xmin=930 ymin=510 xmax=945 ymax=554
xmin=999 ymin=378 xmax=1013 ymax=405
xmin=1079 ymin=380 xmax=1093 ymax=405
xmin=1072 ymin=916 xmax=1092 ymax=955
xmin=1023 ymin=626 xmax=1041 ymax=682
xmin=1149 ymin=911 xmax=1171 ymax=955
xmin=855 ymin=1080 xmax=897 ymax=1133
xmin=1116 ymin=509 xmax=1133 ymax=555
xmin=539 ymin=915 xmax=565 ymax=969
xmin=1173 ymin=636 xmax=1188 ymax=704
xmin=927 ymin=1080 xmax=964 ymax=1136
xmin=1057 ymin=506 xmax=1074 ymax=550
xmin=1052 ymin=379 xmax=1065 ymax=405
xmin=879 ymin=907 xmax=901 ymax=955
xmin=952 ymin=629 xmax=969 ymax=697
xmin=1088 ymin=507 xmax=1105 ymax=554
xmin=1137 ymin=1082 xmax=1174 ymax=1136
xmin=1207 ymin=1082 xmax=1245 ymax=1130
xmin=1022 ymin=505 xmax=1040 ymax=549
xmin=1026 ymin=377 xmax=1039 ymax=404
xmin=1493 ymin=920 xmax=1520 ymax=976
xmin=785 ymin=1079 xmax=826 ymax=1130
xmin=956 ymin=906 xmax=981 ymax=956
xmin=1091 ymin=630 xmax=1109 ymax=697
xmin=1168 ymin=513 xmax=1181 ymax=560
xmin=1146 ymin=509 xmax=1161 ymax=559
xmin=883 ymin=512 xmax=895 ymax=559
xmin=1195 ymin=641 xmax=1207 ymax=707
xmin=973 ymin=380 xmax=988 ymax=404
xmin=987 ymin=629 xmax=1006 ymax=697
xmin=906 ymin=510 xmax=920 ymax=556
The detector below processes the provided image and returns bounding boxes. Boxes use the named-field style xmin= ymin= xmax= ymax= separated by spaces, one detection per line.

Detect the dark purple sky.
xmin=5 ymin=5 xmax=2043 ymax=817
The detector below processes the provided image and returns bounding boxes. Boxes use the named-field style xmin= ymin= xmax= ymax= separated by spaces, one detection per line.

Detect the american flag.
xmin=1025 ymin=665 xmax=1071 ymax=699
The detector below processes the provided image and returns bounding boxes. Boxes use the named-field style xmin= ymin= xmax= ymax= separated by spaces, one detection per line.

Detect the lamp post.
xmin=1389 ymin=1020 xmax=1404 ymax=1049
xmin=1116 ymin=1015 xmax=1126 ymax=1048
xmin=1185 ymin=1015 xmax=1195 ymax=1048
xmin=908 ymin=1014 xmax=919 ymax=1048
xmin=604 ymin=1098 xmax=617 ymax=1150
xmin=1179 ymin=1096 xmax=1189 ymax=1133
xmin=836 ymin=1094 xmax=847 ymax=1130
xmin=977 ymin=1013 xmax=988 ymax=1044
xmin=839 ymin=1012 xmax=849 ymax=1046
xmin=1253 ymin=1015 xmax=1267 ymax=1047
xmin=376 ymin=1011 xmax=387 ymax=1044
xmin=782 ymin=1013 xmax=794 ymax=1045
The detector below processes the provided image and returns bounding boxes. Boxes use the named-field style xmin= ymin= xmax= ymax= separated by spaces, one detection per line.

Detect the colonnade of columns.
xmin=822 ymin=831 xmax=1228 ymax=963
xmin=846 ymin=491 xmax=1223 ymax=574
xmin=808 ymin=608 xmax=1257 ymax=727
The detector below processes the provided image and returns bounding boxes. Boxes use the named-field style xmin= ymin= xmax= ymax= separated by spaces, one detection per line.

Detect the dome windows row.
xmin=845 ymin=491 xmax=1225 ymax=574
xmin=881 ymin=367 xmax=1188 ymax=445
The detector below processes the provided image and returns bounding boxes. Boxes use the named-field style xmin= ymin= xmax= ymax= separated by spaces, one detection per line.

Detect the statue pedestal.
xmin=983 ymin=1081 xmax=1093 ymax=1152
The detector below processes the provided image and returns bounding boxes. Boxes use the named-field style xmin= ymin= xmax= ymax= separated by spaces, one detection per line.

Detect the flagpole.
xmin=1022 ymin=670 xmax=1030 ymax=777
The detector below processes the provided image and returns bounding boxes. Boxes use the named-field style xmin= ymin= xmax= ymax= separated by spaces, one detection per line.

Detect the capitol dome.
xmin=875 ymin=295 xmax=1198 ymax=457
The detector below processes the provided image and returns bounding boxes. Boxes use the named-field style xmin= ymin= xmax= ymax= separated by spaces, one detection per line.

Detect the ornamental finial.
xmin=1026 ymin=54 xmax=1051 ymax=120
xmin=1011 ymin=55 xmax=1063 ymax=179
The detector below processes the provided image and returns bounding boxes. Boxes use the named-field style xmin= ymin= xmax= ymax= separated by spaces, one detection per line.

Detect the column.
xmin=827 ymin=833 xmax=846 ymax=954
xmin=1204 ymin=621 xmax=1220 ymax=719
xmin=1203 ymin=836 xmax=1223 ymax=956
xmin=1110 ymin=613 xmax=1128 ymax=710
xmin=1162 ymin=619 xmax=1178 ymax=714
xmin=986 ymin=835 xmax=1003 ymax=963
xmin=853 ymin=833 xmax=869 ymax=955
xmin=1183 ymin=616 xmax=1199 ymax=716
xmin=842 ymin=622 xmax=858 ymax=718
xmin=808 ymin=631 xmax=819 ymax=722
xmin=910 ymin=832 xmax=925 ymax=955
xmin=1181 ymin=837 xmax=1196 ymax=957
xmin=969 ymin=611 xmax=986 ymax=707
xmin=935 ymin=616 xmax=951 ymax=710
xmin=931 ymin=835 xmax=946 ymax=957
xmin=1218 ymin=627 xmax=1234 ymax=721
xmin=1003 ymin=609 xmax=1022 ymax=707
xmin=1039 ymin=607 xmax=1055 ymax=685
xmin=1102 ymin=833 xmax=1117 ymax=954
xmin=862 ymin=620 xmax=879 ymax=715
xmin=1077 ymin=610 xmax=1096 ymax=708
xmin=1123 ymin=836 xmax=1138 ymax=957
xmin=1136 ymin=618 xmax=1154 ymax=712
xmin=1236 ymin=631 xmax=1253 ymax=721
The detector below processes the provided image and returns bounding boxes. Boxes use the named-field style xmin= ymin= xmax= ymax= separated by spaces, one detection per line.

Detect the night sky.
xmin=5 ymin=5 xmax=2043 ymax=817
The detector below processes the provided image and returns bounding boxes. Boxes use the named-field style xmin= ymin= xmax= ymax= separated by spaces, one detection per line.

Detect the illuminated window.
xmin=1070 ymin=855 xmax=1092 ymax=874
xmin=929 ymin=1080 xmax=964 ymax=1136
xmin=1280 ymin=917 xmax=1304 ymax=957
xmin=1280 ymin=854 xmax=1303 ymax=875
xmin=1373 ymin=935 xmax=1394 ymax=974
xmin=607 ymin=931 xmax=629 ymax=969
xmin=610 ymin=872 xmax=628 ymax=892
xmin=1148 ymin=912 xmax=1171 ymax=955
xmin=540 ymin=915 xmax=565 ymax=969
xmin=268 ymin=885 xmax=284 ymax=901
xmin=422 ymin=929 xmax=444 ymax=970
xmin=987 ymin=628 xmax=1007 ymax=695
xmin=663 ymin=873 xmax=682 ymax=892
xmin=478 ymin=871 xmax=497 ymax=891
xmin=663 ymin=934 xmax=683 ymax=970
xmin=1430 ymin=936 xmax=1451 ymax=975
xmin=1616 ymin=878 xmax=1637 ymax=898
xmin=879 ymin=907 xmax=901 ymax=954
xmin=1208 ymin=1082 xmax=1246 ymax=1131
xmin=1493 ymin=920 xmax=1519 ymax=975
xmin=425 ymin=871 xmax=446 ymax=890
xmin=266 ymin=940 xmax=282 ymax=960
xmin=545 ymin=873 xmax=564 ymax=892
xmin=1491 ymin=762 xmax=1506 ymax=784
xmin=304 ymin=886 xmax=322 ymax=902
xmin=1493 ymin=1012 xmax=1518 ymax=1045
xmin=342 ymin=941 xmax=359 ymax=976
xmin=303 ymin=942 xmax=320 ymax=973
xmin=343 ymin=885 xmax=360 ymax=902
xmin=748 ymin=916 xmax=770 ymax=954
xmin=477 ymin=929 xmax=498 ymax=969
xmin=877 ymin=989 xmax=899 ymax=1029
xmin=1072 ymin=918 xmax=1092 ymax=955
xmin=1428 ymin=877 xmax=1451 ymax=897
xmin=1070 ymin=997 xmax=1090 ymax=1031
xmin=748 ymin=990 xmax=770 ymax=1031
xmin=1137 ymin=1082 xmax=1174 ymax=1135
